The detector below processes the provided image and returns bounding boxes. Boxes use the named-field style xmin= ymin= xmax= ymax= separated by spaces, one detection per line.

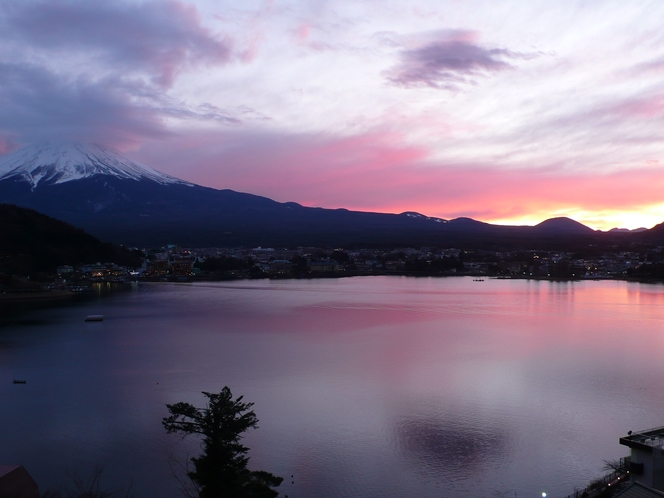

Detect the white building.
xmin=620 ymin=426 xmax=664 ymax=490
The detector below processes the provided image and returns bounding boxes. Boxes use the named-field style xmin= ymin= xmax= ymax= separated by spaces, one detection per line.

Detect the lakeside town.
xmin=35 ymin=243 xmax=664 ymax=287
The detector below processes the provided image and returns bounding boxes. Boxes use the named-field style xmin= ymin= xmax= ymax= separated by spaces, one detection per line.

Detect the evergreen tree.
xmin=163 ymin=387 xmax=283 ymax=498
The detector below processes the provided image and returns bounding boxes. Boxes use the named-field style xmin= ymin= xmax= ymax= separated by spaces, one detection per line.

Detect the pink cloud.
xmin=239 ymin=32 xmax=263 ymax=62
xmin=390 ymin=166 xmax=664 ymax=221
xmin=133 ymin=130 xmax=664 ymax=228
xmin=295 ymin=24 xmax=310 ymax=42
xmin=548 ymin=92 xmax=664 ymax=136
xmin=610 ymin=95 xmax=664 ymax=119
xmin=0 ymin=134 xmax=20 ymax=154
xmin=629 ymin=57 xmax=664 ymax=76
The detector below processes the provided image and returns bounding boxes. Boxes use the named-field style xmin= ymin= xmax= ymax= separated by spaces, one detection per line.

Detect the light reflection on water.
xmin=1 ymin=277 xmax=664 ymax=497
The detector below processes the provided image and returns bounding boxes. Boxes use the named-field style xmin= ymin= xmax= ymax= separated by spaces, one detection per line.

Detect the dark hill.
xmin=534 ymin=217 xmax=595 ymax=234
xmin=0 ymin=203 xmax=140 ymax=276
xmin=635 ymin=221 xmax=664 ymax=245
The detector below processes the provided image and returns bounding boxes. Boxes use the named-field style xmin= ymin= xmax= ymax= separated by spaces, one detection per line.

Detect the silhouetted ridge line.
xmin=1 ymin=143 xmax=660 ymax=249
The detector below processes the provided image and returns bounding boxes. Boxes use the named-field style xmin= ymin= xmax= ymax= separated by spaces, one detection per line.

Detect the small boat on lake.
xmin=85 ymin=315 xmax=104 ymax=322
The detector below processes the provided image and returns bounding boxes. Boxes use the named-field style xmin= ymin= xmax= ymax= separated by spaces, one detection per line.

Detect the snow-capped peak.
xmin=0 ymin=142 xmax=193 ymax=188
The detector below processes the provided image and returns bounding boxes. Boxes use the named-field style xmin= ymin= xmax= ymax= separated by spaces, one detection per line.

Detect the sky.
xmin=1 ymin=0 xmax=664 ymax=230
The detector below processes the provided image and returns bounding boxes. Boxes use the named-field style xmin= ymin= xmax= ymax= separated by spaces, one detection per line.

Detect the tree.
xmin=602 ymin=459 xmax=628 ymax=473
xmin=163 ymin=387 xmax=283 ymax=498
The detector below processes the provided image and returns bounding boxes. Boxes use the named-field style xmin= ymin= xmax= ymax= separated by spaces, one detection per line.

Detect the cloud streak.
xmin=386 ymin=31 xmax=534 ymax=89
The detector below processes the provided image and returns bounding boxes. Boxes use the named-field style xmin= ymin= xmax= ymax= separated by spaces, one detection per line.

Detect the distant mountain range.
xmin=0 ymin=142 xmax=662 ymax=249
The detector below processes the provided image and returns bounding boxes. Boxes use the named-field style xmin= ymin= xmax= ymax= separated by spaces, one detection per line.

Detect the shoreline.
xmin=0 ymin=290 xmax=76 ymax=302
xmin=142 ymin=272 xmax=664 ymax=285
xmin=3 ymin=273 xmax=664 ymax=305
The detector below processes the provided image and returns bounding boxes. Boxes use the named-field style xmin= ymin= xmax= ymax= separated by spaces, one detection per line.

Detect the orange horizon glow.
xmin=292 ymin=204 xmax=662 ymax=232
xmin=135 ymin=131 xmax=664 ymax=233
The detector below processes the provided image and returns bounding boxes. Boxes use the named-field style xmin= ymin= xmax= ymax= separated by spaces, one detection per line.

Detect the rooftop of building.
xmin=620 ymin=426 xmax=664 ymax=453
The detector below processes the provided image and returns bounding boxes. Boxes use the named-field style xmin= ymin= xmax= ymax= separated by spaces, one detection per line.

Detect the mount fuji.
xmin=0 ymin=142 xmax=191 ymax=188
xmin=0 ymin=142 xmax=609 ymax=248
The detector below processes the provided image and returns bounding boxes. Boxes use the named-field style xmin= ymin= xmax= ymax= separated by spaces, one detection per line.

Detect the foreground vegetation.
xmin=40 ymin=388 xmax=281 ymax=498
xmin=163 ymin=387 xmax=283 ymax=498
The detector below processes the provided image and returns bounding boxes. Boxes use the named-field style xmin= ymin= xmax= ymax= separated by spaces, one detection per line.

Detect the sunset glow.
xmin=1 ymin=0 xmax=663 ymax=230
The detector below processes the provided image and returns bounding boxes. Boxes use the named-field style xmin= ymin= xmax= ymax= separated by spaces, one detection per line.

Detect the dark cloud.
xmin=0 ymin=62 xmax=170 ymax=148
xmin=0 ymin=61 xmax=252 ymax=149
xmin=0 ymin=1 xmax=243 ymax=148
xmin=0 ymin=0 xmax=231 ymax=88
xmin=386 ymin=32 xmax=533 ymax=90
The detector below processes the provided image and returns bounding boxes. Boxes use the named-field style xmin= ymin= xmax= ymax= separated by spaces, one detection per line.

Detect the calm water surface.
xmin=2 ymin=277 xmax=664 ymax=497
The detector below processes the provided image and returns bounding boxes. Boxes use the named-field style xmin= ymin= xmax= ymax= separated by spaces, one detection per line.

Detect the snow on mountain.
xmin=0 ymin=142 xmax=192 ymax=188
xmin=401 ymin=211 xmax=448 ymax=223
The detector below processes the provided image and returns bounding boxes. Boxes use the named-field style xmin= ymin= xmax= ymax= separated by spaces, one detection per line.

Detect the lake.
xmin=2 ymin=276 xmax=664 ymax=497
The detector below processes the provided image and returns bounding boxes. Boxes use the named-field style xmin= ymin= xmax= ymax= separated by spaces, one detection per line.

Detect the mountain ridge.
xmin=0 ymin=142 xmax=654 ymax=249
xmin=534 ymin=217 xmax=595 ymax=234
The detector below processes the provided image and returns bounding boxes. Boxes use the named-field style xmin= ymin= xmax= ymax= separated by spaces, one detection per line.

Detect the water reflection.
xmin=2 ymin=277 xmax=664 ymax=497
xmin=395 ymin=416 xmax=508 ymax=474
